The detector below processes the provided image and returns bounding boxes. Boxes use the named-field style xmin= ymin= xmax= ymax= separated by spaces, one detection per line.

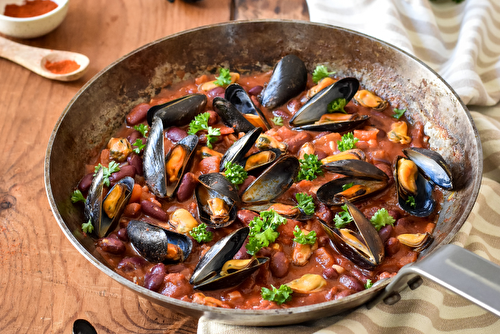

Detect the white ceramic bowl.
xmin=0 ymin=0 xmax=69 ymax=39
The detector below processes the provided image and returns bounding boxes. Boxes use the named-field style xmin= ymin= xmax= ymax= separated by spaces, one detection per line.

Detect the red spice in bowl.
xmin=3 ymin=0 xmax=58 ymax=18
xmin=45 ymin=59 xmax=80 ymax=74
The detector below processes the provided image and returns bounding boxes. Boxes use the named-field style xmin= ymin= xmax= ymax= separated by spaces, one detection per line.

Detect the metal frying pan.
xmin=44 ymin=20 xmax=498 ymax=326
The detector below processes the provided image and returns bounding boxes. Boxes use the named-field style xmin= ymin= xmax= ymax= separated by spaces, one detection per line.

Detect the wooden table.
xmin=0 ymin=1 xmax=308 ymax=333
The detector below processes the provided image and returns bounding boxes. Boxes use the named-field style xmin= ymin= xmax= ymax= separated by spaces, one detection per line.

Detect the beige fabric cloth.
xmin=198 ymin=0 xmax=500 ymax=332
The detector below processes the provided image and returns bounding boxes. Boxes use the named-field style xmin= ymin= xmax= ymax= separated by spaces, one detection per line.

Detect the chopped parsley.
xmin=189 ymin=223 xmax=213 ymax=243
xmin=406 ymin=196 xmax=416 ymax=208
xmin=295 ymin=193 xmax=315 ymax=216
xmin=327 ymin=97 xmax=347 ymax=113
xmin=187 ymin=112 xmax=220 ymax=148
xmin=370 ymin=208 xmax=396 ymax=231
xmin=224 ymin=161 xmax=248 ymax=188
xmin=272 ymin=116 xmax=283 ymax=126
xmin=293 ymin=225 xmax=317 ymax=245
xmin=337 ymin=132 xmax=359 ymax=152
xmin=333 ymin=204 xmax=353 ymax=229
xmin=365 ymin=279 xmax=373 ymax=289
xmin=297 ymin=154 xmax=323 ymax=181
xmin=342 ymin=182 xmax=354 ymax=191
xmin=132 ymin=138 xmax=146 ymax=154
xmin=133 ymin=124 xmax=149 ymax=137
xmin=82 ymin=219 xmax=94 ymax=234
xmin=261 ymin=284 xmax=293 ymax=305
xmin=246 ymin=210 xmax=287 ymax=256
xmin=392 ymin=108 xmax=406 ymax=120
xmin=206 ymin=127 xmax=221 ymax=149
xmin=94 ymin=161 xmax=120 ymax=187
xmin=71 ymin=189 xmax=86 ymax=203
xmin=214 ymin=68 xmax=232 ymax=87
xmin=312 ymin=65 xmax=335 ymax=83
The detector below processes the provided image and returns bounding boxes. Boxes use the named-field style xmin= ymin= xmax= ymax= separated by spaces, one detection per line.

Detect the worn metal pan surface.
xmin=45 ymin=20 xmax=483 ymax=326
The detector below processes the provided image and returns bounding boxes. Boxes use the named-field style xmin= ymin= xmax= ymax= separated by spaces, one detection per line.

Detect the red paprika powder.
xmin=3 ymin=0 xmax=58 ymax=18
xmin=45 ymin=60 xmax=80 ymax=74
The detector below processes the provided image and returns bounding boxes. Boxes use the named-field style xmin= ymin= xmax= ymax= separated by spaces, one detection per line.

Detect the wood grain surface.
xmin=0 ymin=0 xmax=308 ymax=333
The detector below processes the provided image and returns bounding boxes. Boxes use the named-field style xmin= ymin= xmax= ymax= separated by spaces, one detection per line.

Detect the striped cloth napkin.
xmin=198 ymin=0 xmax=500 ymax=332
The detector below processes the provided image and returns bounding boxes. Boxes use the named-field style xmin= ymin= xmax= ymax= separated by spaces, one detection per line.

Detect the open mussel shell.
xmin=317 ymin=177 xmax=388 ymax=206
xmin=319 ymin=201 xmax=384 ymax=269
xmin=240 ymin=148 xmax=282 ymax=174
xmin=143 ymin=117 xmax=198 ymax=198
xmin=225 ymin=83 xmax=271 ymax=130
xmin=219 ymin=127 xmax=262 ymax=172
xmin=241 ymin=155 xmax=300 ymax=204
xmin=268 ymin=202 xmax=313 ymax=221
xmin=260 ymin=54 xmax=308 ymax=109
xmin=289 ymin=77 xmax=361 ymax=130
xmin=403 ymin=147 xmax=453 ymax=190
xmin=395 ymin=157 xmax=435 ymax=217
xmin=195 ymin=173 xmax=238 ymax=228
xmin=85 ymin=170 xmax=134 ymax=238
xmin=213 ymin=97 xmax=256 ymax=133
xmin=146 ymin=93 xmax=207 ymax=127
xmin=127 ymin=220 xmax=192 ymax=263
xmin=322 ymin=159 xmax=389 ymax=181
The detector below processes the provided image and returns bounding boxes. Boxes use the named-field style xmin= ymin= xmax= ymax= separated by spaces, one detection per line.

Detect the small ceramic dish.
xmin=0 ymin=0 xmax=69 ymax=39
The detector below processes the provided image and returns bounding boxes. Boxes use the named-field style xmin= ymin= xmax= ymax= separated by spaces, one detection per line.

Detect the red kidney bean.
xmin=144 ymin=273 xmax=165 ymax=292
xmin=166 ymin=127 xmax=187 ymax=143
xmin=323 ymin=267 xmax=339 ymax=280
xmin=176 ymin=172 xmax=197 ymax=202
xmin=385 ymin=237 xmax=401 ymax=256
xmin=350 ymin=268 xmax=369 ymax=285
xmin=109 ymin=165 xmax=136 ymax=185
xmin=339 ymin=274 xmax=364 ymax=292
xmin=315 ymin=202 xmax=332 ymax=225
xmin=117 ymin=228 xmax=128 ymax=241
xmin=314 ymin=149 xmax=328 ymax=160
xmin=161 ymin=273 xmax=192 ymax=299
xmin=270 ymin=251 xmax=290 ymax=278
xmin=207 ymin=86 xmax=225 ymax=99
xmin=151 ymin=263 xmax=167 ymax=276
xmin=256 ymin=247 xmax=272 ymax=258
xmin=248 ymin=85 xmax=263 ymax=96
xmin=97 ymin=238 xmax=126 ymax=254
xmin=127 ymin=153 xmax=143 ymax=175
xmin=126 ymin=103 xmax=150 ymax=125
xmin=335 ymin=290 xmax=353 ymax=300
xmin=117 ymin=256 xmax=146 ymax=272
xmin=127 ymin=130 xmax=142 ymax=146
xmin=207 ymin=110 xmax=219 ymax=125
xmin=238 ymin=175 xmax=256 ymax=196
xmin=375 ymin=163 xmax=393 ymax=184
xmin=78 ymin=173 xmax=94 ymax=193
xmin=287 ymin=99 xmax=302 ymax=114
xmin=388 ymin=210 xmax=400 ymax=221
xmin=237 ymin=210 xmax=259 ymax=226
xmin=318 ymin=235 xmax=330 ymax=248
xmin=141 ymin=200 xmax=167 ymax=221
xmin=325 ymin=286 xmax=339 ymax=301
xmin=273 ymin=109 xmax=290 ymax=119
xmin=378 ymin=225 xmax=393 ymax=243
xmin=233 ymin=238 xmax=251 ymax=260
xmin=284 ymin=132 xmax=312 ymax=154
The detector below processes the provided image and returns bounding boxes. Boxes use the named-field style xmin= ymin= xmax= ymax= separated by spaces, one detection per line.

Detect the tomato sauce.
xmin=81 ymin=69 xmax=443 ymax=310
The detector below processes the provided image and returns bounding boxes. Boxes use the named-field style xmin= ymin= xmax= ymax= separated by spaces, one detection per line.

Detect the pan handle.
xmin=367 ymin=244 xmax=500 ymax=317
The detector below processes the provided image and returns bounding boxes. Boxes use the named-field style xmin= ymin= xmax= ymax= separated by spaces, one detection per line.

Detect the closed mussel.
xmin=146 ymin=93 xmax=207 ymax=128
xmin=195 ymin=173 xmax=238 ymax=228
xmin=190 ymin=227 xmax=268 ymax=290
xmin=85 ymin=170 xmax=134 ymax=238
xmin=225 ymin=83 xmax=271 ymax=130
xmin=127 ymin=220 xmax=192 ymax=263
xmin=213 ymin=97 xmax=256 ymax=134
xmin=319 ymin=201 xmax=384 ymax=269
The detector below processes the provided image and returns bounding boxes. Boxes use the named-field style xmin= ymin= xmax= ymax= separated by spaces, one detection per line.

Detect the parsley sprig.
xmin=392 ymin=108 xmax=406 ymax=119
xmin=297 ymin=154 xmax=323 ymax=181
xmin=246 ymin=210 xmax=287 ymax=256
xmin=406 ymin=196 xmax=416 ymax=208
xmin=334 ymin=204 xmax=353 ymax=229
xmin=370 ymin=208 xmax=396 ymax=231
xmin=71 ymin=190 xmax=86 ymax=203
xmin=133 ymin=124 xmax=149 ymax=137
xmin=94 ymin=161 xmax=120 ymax=187
xmin=224 ymin=161 xmax=248 ymax=188
xmin=82 ymin=219 xmax=94 ymax=234
xmin=189 ymin=223 xmax=213 ymax=243
xmin=206 ymin=127 xmax=221 ymax=149
xmin=272 ymin=116 xmax=283 ymax=126
xmin=214 ymin=68 xmax=232 ymax=87
xmin=365 ymin=279 xmax=374 ymax=289
xmin=342 ymin=182 xmax=354 ymax=191
xmin=261 ymin=284 xmax=293 ymax=305
xmin=312 ymin=65 xmax=335 ymax=84
xmin=293 ymin=225 xmax=317 ymax=245
xmin=327 ymin=97 xmax=347 ymax=113
xmin=132 ymin=138 xmax=146 ymax=154
xmin=295 ymin=193 xmax=315 ymax=216
xmin=337 ymin=132 xmax=359 ymax=152
xmin=187 ymin=112 xmax=220 ymax=149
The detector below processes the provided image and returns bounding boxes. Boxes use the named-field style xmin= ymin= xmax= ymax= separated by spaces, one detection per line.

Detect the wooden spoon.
xmin=0 ymin=35 xmax=89 ymax=81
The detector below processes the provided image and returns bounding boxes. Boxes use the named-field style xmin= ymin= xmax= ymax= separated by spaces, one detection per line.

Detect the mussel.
xmin=319 ymin=201 xmax=385 ymax=269
xmin=190 ymin=227 xmax=268 ymax=290
xmin=195 ymin=173 xmax=238 ymax=228
xmin=85 ymin=171 xmax=134 ymax=238
xmin=267 ymin=203 xmax=313 ymax=221
xmin=219 ymin=127 xmax=262 ymax=172
xmin=353 ymin=89 xmax=388 ymax=111
xmin=285 ymin=274 xmax=327 ymax=293
xmin=260 ymin=54 xmax=308 ymax=109
xmin=143 ymin=116 xmax=198 ymax=199
xmin=213 ymin=97 xmax=256 ymax=133
xmin=225 ymin=83 xmax=271 ymax=130
xmin=289 ymin=77 xmax=366 ymax=132
xmin=397 ymin=232 xmax=433 ymax=252
xmin=403 ymin=148 xmax=453 ymax=190
xmin=127 ymin=220 xmax=192 ymax=263
xmin=241 ymin=148 xmax=282 ymax=174
xmin=146 ymin=94 xmax=207 ymax=128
